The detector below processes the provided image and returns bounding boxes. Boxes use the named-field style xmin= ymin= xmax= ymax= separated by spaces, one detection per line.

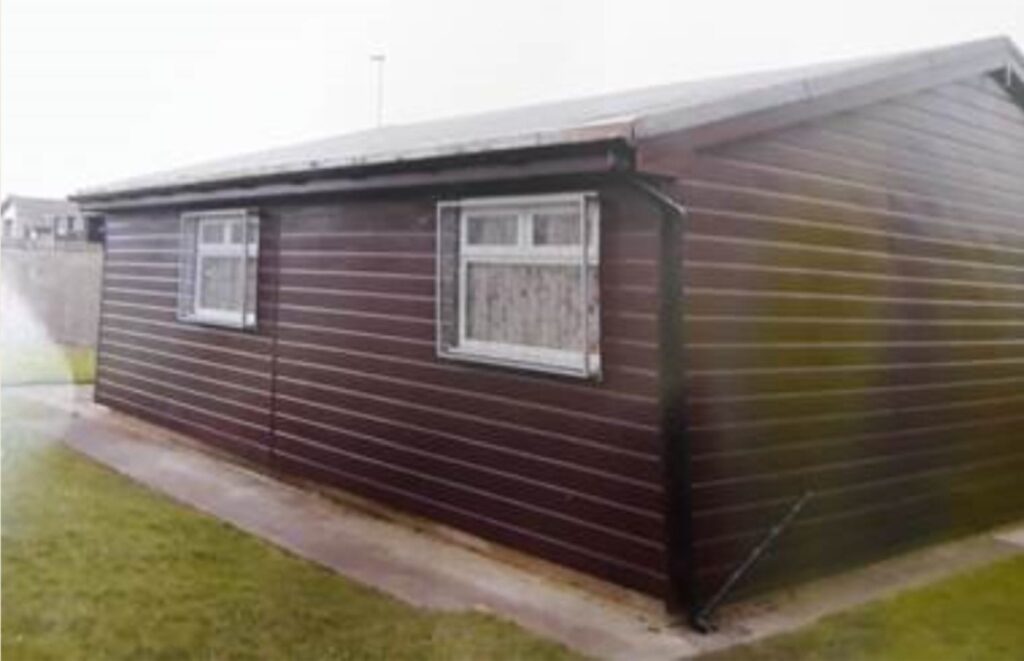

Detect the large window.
xmin=177 ymin=209 xmax=259 ymax=329
xmin=437 ymin=193 xmax=600 ymax=378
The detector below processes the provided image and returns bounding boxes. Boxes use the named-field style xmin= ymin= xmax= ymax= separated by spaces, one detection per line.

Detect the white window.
xmin=177 ymin=209 xmax=259 ymax=329
xmin=437 ymin=193 xmax=600 ymax=378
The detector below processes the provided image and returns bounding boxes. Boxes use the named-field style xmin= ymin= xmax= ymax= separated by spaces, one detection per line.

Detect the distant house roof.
xmin=76 ymin=36 xmax=1023 ymax=201
xmin=1 ymin=195 xmax=82 ymax=223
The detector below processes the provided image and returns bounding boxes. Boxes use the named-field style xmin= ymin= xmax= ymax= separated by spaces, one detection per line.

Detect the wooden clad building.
xmin=76 ymin=37 xmax=1024 ymax=621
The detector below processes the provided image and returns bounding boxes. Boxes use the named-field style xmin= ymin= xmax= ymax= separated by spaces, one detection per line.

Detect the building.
xmin=74 ymin=37 xmax=1024 ymax=622
xmin=1 ymin=195 xmax=103 ymax=246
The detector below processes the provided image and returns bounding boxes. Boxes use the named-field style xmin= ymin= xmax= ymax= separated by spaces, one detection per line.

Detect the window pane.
xmin=466 ymin=214 xmax=517 ymax=245
xmin=587 ymin=211 xmax=599 ymax=258
xmin=465 ymin=263 xmax=598 ymax=353
xmin=198 ymin=255 xmax=243 ymax=312
xmin=244 ymin=215 xmax=260 ymax=325
xmin=532 ymin=210 xmax=580 ymax=246
xmin=178 ymin=217 xmax=199 ymax=319
xmin=229 ymin=220 xmax=245 ymax=244
xmin=200 ymin=221 xmax=224 ymax=244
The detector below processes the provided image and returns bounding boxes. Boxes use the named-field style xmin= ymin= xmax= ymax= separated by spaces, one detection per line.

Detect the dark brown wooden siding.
xmin=641 ymin=73 xmax=1024 ymax=600
xmin=97 ymin=211 xmax=276 ymax=465
xmin=95 ymin=183 xmax=669 ymax=597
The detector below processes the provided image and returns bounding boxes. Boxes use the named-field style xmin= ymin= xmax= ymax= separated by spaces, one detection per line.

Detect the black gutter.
xmin=627 ymin=176 xmax=700 ymax=628
xmin=73 ymin=141 xmax=633 ymax=211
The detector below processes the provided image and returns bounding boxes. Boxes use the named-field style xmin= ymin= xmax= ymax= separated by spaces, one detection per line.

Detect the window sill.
xmin=178 ymin=311 xmax=257 ymax=331
xmin=439 ymin=343 xmax=601 ymax=380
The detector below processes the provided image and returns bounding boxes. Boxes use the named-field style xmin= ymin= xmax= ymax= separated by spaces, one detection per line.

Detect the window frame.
xmin=437 ymin=192 xmax=601 ymax=379
xmin=178 ymin=208 xmax=259 ymax=330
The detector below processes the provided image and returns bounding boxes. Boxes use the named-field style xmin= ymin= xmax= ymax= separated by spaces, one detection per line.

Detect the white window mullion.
xmin=240 ymin=215 xmax=249 ymax=327
xmin=579 ymin=195 xmax=589 ymax=376
xmin=193 ymin=253 xmax=206 ymax=316
xmin=458 ymin=252 xmax=469 ymax=349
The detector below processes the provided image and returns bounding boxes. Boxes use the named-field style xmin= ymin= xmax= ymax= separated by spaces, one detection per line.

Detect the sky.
xmin=1 ymin=0 xmax=1022 ymax=199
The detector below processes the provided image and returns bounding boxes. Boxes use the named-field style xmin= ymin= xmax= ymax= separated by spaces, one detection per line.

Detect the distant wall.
xmin=1 ymin=245 xmax=103 ymax=347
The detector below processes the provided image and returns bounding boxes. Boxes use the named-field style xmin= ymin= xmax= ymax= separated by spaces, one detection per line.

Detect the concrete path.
xmin=13 ymin=385 xmax=694 ymax=660
xmin=995 ymin=527 xmax=1024 ymax=549
xmin=11 ymin=384 xmax=1024 ymax=660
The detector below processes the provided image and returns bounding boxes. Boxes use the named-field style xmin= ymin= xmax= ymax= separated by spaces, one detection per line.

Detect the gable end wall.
xmin=642 ymin=72 xmax=1024 ymax=601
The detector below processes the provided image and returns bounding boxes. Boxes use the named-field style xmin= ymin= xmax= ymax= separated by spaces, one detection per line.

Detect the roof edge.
xmin=634 ymin=36 xmax=1023 ymax=148
xmin=73 ymin=36 xmax=1024 ymax=203
xmin=75 ymin=141 xmax=635 ymax=211
xmin=74 ymin=121 xmax=635 ymax=203
xmin=991 ymin=37 xmax=1024 ymax=110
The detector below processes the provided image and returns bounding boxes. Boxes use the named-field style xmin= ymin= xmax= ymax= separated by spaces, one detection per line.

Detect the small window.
xmin=437 ymin=193 xmax=600 ymax=378
xmin=532 ymin=211 xmax=580 ymax=246
xmin=177 ymin=210 xmax=259 ymax=329
xmin=466 ymin=213 xmax=518 ymax=246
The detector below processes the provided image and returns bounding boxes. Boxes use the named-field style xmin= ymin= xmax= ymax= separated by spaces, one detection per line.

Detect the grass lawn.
xmin=700 ymin=554 xmax=1024 ymax=661
xmin=1 ymin=344 xmax=96 ymax=385
xmin=0 ymin=392 xmax=578 ymax=661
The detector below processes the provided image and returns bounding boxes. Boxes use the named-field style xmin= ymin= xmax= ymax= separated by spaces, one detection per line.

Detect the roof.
xmin=1 ymin=195 xmax=82 ymax=222
xmin=77 ymin=36 xmax=1023 ymax=201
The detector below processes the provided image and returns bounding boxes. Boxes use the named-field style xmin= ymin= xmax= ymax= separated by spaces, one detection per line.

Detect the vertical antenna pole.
xmin=371 ymin=53 xmax=386 ymax=127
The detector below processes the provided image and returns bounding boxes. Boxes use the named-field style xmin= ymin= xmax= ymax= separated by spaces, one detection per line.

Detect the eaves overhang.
xmin=74 ymin=138 xmax=637 ymax=212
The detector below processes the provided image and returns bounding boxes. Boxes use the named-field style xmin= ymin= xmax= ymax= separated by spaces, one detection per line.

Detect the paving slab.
xmin=10 ymin=384 xmax=1024 ymax=660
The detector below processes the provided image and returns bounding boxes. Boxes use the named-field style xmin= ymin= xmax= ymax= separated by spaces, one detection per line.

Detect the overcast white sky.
xmin=2 ymin=0 xmax=1022 ymax=198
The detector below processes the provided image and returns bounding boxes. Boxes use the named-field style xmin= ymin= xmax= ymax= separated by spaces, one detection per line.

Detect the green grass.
xmin=6 ymin=388 xmax=1021 ymax=661
xmin=1 ymin=344 xmax=96 ymax=385
xmin=0 ymin=392 xmax=578 ymax=661
xmin=700 ymin=554 xmax=1024 ymax=661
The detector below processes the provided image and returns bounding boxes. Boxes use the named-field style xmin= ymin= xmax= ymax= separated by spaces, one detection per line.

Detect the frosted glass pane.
xmin=198 ymin=256 xmax=243 ymax=312
xmin=466 ymin=214 xmax=517 ymax=245
xmin=533 ymin=211 xmax=579 ymax=245
xmin=200 ymin=221 xmax=224 ymax=245
xmin=229 ymin=220 xmax=245 ymax=244
xmin=465 ymin=263 xmax=598 ymax=352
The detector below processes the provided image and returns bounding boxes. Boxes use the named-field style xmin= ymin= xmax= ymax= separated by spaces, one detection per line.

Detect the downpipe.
xmin=628 ymin=176 xmax=814 ymax=632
